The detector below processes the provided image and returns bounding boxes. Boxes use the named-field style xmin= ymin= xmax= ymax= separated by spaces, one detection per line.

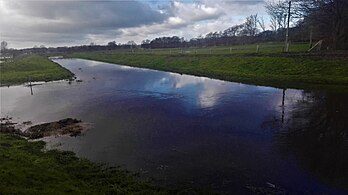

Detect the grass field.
xmin=0 ymin=133 xmax=167 ymax=194
xmin=0 ymin=55 xmax=74 ymax=86
xmin=69 ymin=43 xmax=348 ymax=90
xmin=95 ymin=42 xmax=310 ymax=55
xmin=1 ymin=43 xmax=347 ymax=193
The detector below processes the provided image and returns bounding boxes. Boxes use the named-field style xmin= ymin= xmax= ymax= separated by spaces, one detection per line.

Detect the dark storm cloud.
xmin=6 ymin=1 xmax=167 ymax=33
xmin=0 ymin=0 xmax=167 ymax=47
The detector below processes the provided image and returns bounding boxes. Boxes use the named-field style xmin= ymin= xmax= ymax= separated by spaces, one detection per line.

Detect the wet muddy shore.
xmin=0 ymin=117 xmax=84 ymax=139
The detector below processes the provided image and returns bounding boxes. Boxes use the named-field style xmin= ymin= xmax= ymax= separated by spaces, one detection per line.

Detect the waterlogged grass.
xmin=0 ymin=55 xmax=73 ymax=86
xmin=0 ymin=133 xmax=166 ymax=194
xmin=69 ymin=51 xmax=348 ymax=90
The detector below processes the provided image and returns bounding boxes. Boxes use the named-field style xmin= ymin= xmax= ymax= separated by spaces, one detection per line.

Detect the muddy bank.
xmin=24 ymin=118 xmax=83 ymax=139
xmin=0 ymin=117 xmax=84 ymax=139
xmin=0 ymin=117 xmax=22 ymax=135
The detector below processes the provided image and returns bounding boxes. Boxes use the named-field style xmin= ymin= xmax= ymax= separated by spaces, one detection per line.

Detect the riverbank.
xmin=0 ymin=55 xmax=74 ymax=86
xmin=68 ymin=52 xmax=348 ymax=91
xmin=0 ymin=132 xmax=168 ymax=194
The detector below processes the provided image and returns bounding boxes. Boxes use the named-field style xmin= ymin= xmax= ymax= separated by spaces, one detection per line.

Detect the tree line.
xmin=1 ymin=0 xmax=347 ymax=55
xmin=142 ymin=0 xmax=347 ymax=50
xmin=266 ymin=0 xmax=348 ymax=49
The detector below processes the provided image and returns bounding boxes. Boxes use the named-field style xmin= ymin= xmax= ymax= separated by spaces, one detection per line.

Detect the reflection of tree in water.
xmin=276 ymin=92 xmax=348 ymax=189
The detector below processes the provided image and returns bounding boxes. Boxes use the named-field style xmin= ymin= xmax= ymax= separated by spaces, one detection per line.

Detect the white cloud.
xmin=111 ymin=0 xmax=268 ymax=44
xmin=169 ymin=1 xmax=223 ymax=23
xmin=0 ymin=0 xmax=267 ymax=48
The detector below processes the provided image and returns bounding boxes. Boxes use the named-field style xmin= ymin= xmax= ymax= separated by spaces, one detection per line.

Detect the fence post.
xmin=309 ymin=26 xmax=313 ymax=49
xmin=230 ymin=47 xmax=232 ymax=54
xmin=28 ymin=76 xmax=33 ymax=95
xmin=286 ymin=42 xmax=290 ymax=52
xmin=318 ymin=40 xmax=322 ymax=50
xmin=256 ymin=45 xmax=260 ymax=53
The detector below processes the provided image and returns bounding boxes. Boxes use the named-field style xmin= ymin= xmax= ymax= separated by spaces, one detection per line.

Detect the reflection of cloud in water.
xmin=168 ymin=74 xmax=241 ymax=108
xmin=86 ymin=60 xmax=101 ymax=67
xmin=198 ymin=84 xmax=231 ymax=108
xmin=170 ymin=73 xmax=211 ymax=89
xmin=70 ymin=59 xmax=294 ymax=110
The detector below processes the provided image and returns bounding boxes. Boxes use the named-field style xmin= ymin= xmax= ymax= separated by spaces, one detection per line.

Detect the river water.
xmin=1 ymin=58 xmax=347 ymax=194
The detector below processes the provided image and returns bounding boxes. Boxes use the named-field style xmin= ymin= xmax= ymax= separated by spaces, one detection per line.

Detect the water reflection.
xmin=1 ymin=59 xmax=347 ymax=194
xmin=281 ymin=89 xmax=286 ymax=124
xmin=29 ymin=84 xmax=33 ymax=95
xmin=276 ymin=92 xmax=348 ymax=190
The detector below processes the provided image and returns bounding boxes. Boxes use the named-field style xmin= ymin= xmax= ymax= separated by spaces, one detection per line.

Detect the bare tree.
xmin=300 ymin=0 xmax=348 ymax=49
xmin=270 ymin=15 xmax=278 ymax=31
xmin=266 ymin=0 xmax=289 ymax=30
xmin=241 ymin=14 xmax=259 ymax=36
xmin=266 ymin=0 xmax=348 ymax=49
xmin=257 ymin=16 xmax=266 ymax=32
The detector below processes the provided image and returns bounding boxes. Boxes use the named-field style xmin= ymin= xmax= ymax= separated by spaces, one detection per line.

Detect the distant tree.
xmin=107 ymin=41 xmax=117 ymax=46
xmin=241 ymin=14 xmax=259 ymax=36
xmin=270 ymin=15 xmax=278 ymax=32
xmin=266 ymin=0 xmax=289 ymax=31
xmin=299 ymin=0 xmax=348 ymax=49
xmin=257 ymin=16 xmax=266 ymax=32
xmin=0 ymin=41 xmax=8 ymax=51
xmin=141 ymin=39 xmax=151 ymax=49
xmin=127 ymin=40 xmax=136 ymax=46
xmin=223 ymin=24 xmax=243 ymax=37
xmin=148 ymin=36 xmax=182 ymax=48
xmin=106 ymin=41 xmax=117 ymax=50
xmin=141 ymin=39 xmax=151 ymax=45
xmin=266 ymin=0 xmax=348 ymax=49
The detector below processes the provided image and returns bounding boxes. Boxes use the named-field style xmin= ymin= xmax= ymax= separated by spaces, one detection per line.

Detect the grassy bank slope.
xmin=0 ymin=55 xmax=73 ymax=86
xmin=0 ymin=133 xmax=165 ymax=194
xmin=69 ymin=52 xmax=348 ymax=90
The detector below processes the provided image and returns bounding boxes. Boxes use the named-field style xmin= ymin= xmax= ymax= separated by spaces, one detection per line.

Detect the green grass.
xmin=0 ymin=133 xmax=166 ymax=194
xmin=102 ymin=42 xmax=310 ymax=55
xmin=68 ymin=49 xmax=348 ymax=91
xmin=0 ymin=55 xmax=74 ymax=86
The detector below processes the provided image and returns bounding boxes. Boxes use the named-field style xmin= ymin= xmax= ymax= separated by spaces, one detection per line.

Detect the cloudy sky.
xmin=0 ymin=0 xmax=267 ymax=49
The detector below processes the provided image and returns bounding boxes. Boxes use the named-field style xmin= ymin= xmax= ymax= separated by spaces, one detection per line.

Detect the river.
xmin=1 ymin=58 xmax=347 ymax=194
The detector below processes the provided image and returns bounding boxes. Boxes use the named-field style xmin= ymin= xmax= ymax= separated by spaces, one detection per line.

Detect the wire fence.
xmin=100 ymin=42 xmax=309 ymax=55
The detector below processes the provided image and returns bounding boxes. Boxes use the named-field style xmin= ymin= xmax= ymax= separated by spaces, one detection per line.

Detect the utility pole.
xmin=285 ymin=1 xmax=291 ymax=52
xmin=309 ymin=26 xmax=313 ymax=49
